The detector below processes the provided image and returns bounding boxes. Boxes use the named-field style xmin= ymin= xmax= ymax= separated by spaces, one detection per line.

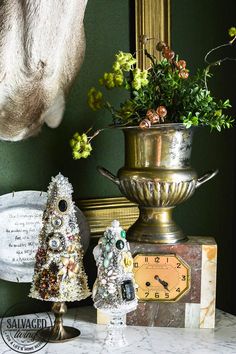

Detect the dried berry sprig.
xmin=156 ymin=41 xmax=189 ymax=79
xmin=139 ymin=105 xmax=168 ymax=129
xmin=71 ymin=29 xmax=235 ymax=158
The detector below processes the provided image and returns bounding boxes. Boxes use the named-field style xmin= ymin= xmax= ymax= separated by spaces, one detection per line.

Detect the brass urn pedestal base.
xmin=38 ymin=302 xmax=80 ymax=343
xmin=127 ymin=207 xmax=186 ymax=244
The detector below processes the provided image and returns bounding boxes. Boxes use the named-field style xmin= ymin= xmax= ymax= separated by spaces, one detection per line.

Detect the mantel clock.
xmin=126 ymin=237 xmax=217 ymax=328
xmin=133 ymin=254 xmax=190 ymax=302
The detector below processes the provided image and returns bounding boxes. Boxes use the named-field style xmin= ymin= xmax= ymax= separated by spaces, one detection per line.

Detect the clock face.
xmin=133 ymin=254 xmax=190 ymax=302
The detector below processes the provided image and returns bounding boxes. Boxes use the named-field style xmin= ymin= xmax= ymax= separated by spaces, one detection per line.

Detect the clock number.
xmin=154 ymin=256 xmax=160 ymax=263
xmin=145 ymin=292 xmax=149 ymax=298
xmin=165 ymin=293 xmax=169 ymax=299
xmin=155 ymin=292 xmax=159 ymax=299
xmin=134 ymin=262 xmax=139 ymax=268
xmin=166 ymin=257 xmax=169 ymax=263
xmin=176 ymin=262 xmax=181 ymax=268
xmin=145 ymin=257 xmax=148 ymax=263
xmin=181 ymin=275 xmax=186 ymax=281
xmin=176 ymin=287 xmax=181 ymax=292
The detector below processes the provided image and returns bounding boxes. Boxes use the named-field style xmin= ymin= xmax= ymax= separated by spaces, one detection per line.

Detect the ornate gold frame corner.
xmin=135 ymin=0 xmax=171 ymax=69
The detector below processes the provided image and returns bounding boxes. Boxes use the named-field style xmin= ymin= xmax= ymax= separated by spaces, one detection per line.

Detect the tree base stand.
xmin=38 ymin=302 xmax=80 ymax=343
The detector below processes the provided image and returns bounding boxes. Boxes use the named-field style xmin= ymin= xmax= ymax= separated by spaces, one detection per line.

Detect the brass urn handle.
xmin=196 ymin=169 xmax=218 ymax=189
xmin=97 ymin=166 xmax=120 ymax=186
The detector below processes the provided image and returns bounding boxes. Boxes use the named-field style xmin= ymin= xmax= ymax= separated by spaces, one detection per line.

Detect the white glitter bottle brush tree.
xmin=92 ymin=220 xmax=138 ymax=347
xmin=29 ymin=173 xmax=91 ymax=342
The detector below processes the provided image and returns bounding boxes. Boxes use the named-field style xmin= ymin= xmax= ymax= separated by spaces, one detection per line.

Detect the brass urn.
xmin=98 ymin=124 xmax=217 ymax=244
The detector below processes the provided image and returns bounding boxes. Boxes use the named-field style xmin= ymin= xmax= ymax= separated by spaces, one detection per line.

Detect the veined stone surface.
xmin=123 ymin=237 xmax=217 ymax=328
xmin=1 ymin=306 xmax=235 ymax=354
xmin=200 ymin=244 xmax=217 ymax=328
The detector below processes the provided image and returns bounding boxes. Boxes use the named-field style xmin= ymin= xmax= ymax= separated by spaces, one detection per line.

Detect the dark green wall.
xmin=171 ymin=0 xmax=236 ymax=315
xmin=0 ymin=0 xmax=130 ymax=316
xmin=0 ymin=0 xmax=235 ymax=316
xmin=0 ymin=0 xmax=130 ymax=199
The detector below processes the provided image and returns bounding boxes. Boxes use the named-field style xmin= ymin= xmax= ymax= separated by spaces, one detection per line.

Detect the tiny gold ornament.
xmin=67 ymin=244 xmax=76 ymax=253
xmin=58 ymin=256 xmax=80 ymax=278
xmin=121 ymin=252 xmax=133 ymax=273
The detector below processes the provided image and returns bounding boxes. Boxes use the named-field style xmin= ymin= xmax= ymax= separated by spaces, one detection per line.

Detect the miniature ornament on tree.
xmin=92 ymin=220 xmax=138 ymax=347
xmin=29 ymin=173 xmax=90 ymax=342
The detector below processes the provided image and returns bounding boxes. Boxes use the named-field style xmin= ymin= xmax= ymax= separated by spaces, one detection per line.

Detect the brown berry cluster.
xmin=156 ymin=41 xmax=175 ymax=60
xmin=35 ymin=268 xmax=60 ymax=299
xmin=156 ymin=41 xmax=189 ymax=79
xmin=139 ymin=105 xmax=167 ymax=129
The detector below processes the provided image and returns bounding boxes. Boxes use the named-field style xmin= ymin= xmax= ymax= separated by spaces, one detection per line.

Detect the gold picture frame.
xmin=79 ymin=1 xmax=171 ymax=237
xmin=78 ymin=197 xmax=139 ymax=238
xmin=135 ymin=0 xmax=171 ymax=69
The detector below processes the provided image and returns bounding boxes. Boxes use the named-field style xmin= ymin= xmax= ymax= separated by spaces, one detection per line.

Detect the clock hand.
xmin=154 ymin=275 xmax=170 ymax=292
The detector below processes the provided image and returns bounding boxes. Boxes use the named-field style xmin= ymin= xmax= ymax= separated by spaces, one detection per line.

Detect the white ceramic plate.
xmin=0 ymin=191 xmax=90 ymax=283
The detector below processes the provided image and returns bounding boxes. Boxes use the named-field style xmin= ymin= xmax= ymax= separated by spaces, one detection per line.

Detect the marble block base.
xmin=97 ymin=236 xmax=217 ymax=329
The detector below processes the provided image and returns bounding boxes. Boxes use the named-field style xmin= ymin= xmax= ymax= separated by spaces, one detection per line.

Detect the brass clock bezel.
xmin=133 ymin=253 xmax=191 ymax=302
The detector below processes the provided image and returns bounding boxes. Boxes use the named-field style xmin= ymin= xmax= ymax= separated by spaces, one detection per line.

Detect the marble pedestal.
xmin=127 ymin=236 xmax=217 ymax=328
xmin=98 ymin=236 xmax=217 ymax=328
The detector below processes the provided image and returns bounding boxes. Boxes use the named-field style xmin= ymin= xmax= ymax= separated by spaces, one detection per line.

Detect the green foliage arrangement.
xmin=71 ymin=28 xmax=236 ymax=159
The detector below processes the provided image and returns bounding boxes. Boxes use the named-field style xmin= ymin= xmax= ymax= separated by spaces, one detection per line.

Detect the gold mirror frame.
xmin=79 ymin=1 xmax=171 ymax=237
xmin=135 ymin=0 xmax=171 ymax=69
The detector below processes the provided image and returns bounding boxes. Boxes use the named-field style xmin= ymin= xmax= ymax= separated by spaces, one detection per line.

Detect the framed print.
xmin=135 ymin=0 xmax=171 ymax=69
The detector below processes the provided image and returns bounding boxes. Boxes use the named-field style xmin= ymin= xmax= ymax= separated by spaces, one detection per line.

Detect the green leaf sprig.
xmin=71 ymin=29 xmax=235 ymax=159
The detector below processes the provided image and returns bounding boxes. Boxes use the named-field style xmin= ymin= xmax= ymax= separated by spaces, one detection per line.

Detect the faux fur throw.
xmin=0 ymin=0 xmax=88 ymax=141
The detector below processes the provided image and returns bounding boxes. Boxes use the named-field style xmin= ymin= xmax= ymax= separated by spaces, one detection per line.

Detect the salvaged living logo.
xmin=0 ymin=302 xmax=52 ymax=353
